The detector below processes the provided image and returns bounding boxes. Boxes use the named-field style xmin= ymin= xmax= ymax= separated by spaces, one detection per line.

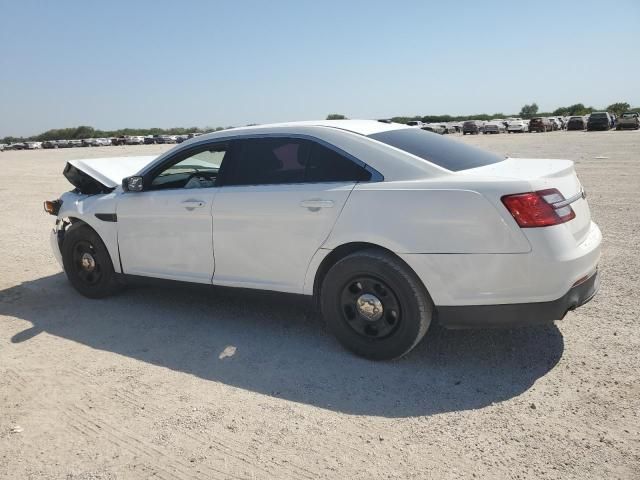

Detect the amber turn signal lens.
xmin=44 ymin=200 xmax=61 ymax=216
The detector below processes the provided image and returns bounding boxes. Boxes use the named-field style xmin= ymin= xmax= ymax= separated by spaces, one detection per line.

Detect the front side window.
xmin=150 ymin=146 xmax=227 ymax=190
xmin=224 ymin=138 xmax=371 ymax=186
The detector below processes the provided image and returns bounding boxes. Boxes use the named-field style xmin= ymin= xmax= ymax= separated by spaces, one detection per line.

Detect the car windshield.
xmin=590 ymin=113 xmax=608 ymax=119
xmin=622 ymin=113 xmax=637 ymax=118
xmin=368 ymin=128 xmax=504 ymax=172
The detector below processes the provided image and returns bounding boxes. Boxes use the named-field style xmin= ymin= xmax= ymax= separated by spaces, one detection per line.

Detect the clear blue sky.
xmin=1 ymin=0 xmax=638 ymax=137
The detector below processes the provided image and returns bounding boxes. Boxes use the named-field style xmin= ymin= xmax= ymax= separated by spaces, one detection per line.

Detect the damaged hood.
xmin=65 ymin=156 xmax=158 ymax=191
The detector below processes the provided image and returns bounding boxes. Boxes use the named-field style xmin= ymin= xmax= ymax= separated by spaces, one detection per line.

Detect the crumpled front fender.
xmin=55 ymin=191 xmax=122 ymax=273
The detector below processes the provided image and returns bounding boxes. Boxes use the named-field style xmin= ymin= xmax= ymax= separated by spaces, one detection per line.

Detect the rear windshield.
xmin=368 ymin=128 xmax=504 ymax=172
xmin=590 ymin=113 xmax=608 ymax=119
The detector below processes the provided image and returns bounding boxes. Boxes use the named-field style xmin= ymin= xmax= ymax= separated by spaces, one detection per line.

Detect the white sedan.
xmin=507 ymin=120 xmax=529 ymax=133
xmin=45 ymin=120 xmax=601 ymax=359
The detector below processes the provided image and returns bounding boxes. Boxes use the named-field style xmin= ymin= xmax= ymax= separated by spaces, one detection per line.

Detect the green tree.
xmin=567 ymin=103 xmax=586 ymax=115
xmin=72 ymin=126 xmax=95 ymax=139
xmin=519 ymin=103 xmax=539 ymax=119
xmin=326 ymin=114 xmax=347 ymax=120
xmin=606 ymin=102 xmax=630 ymax=116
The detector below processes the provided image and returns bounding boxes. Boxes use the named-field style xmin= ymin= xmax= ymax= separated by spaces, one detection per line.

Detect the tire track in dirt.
xmin=6 ymin=367 xmax=237 ymax=480
xmin=60 ymin=365 xmax=320 ymax=479
xmin=61 ymin=405 xmax=230 ymax=480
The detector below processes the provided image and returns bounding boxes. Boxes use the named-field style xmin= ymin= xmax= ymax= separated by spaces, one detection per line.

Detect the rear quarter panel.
xmin=324 ymin=181 xmax=531 ymax=254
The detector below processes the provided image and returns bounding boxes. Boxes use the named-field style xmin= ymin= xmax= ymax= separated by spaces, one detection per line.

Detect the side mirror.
xmin=123 ymin=176 xmax=144 ymax=192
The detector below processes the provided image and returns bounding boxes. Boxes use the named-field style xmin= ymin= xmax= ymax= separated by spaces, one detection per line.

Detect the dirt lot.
xmin=1 ymin=131 xmax=638 ymax=479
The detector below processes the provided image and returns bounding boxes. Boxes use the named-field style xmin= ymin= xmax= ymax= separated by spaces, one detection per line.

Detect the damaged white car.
xmin=45 ymin=120 xmax=601 ymax=359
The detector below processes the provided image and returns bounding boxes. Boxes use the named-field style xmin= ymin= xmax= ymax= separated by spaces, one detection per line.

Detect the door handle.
xmin=181 ymin=200 xmax=205 ymax=210
xmin=300 ymin=199 xmax=334 ymax=210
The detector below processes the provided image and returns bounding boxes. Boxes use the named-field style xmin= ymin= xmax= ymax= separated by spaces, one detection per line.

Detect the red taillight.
xmin=501 ymin=188 xmax=576 ymax=228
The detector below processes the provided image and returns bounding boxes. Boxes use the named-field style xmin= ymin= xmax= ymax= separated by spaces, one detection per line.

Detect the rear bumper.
xmin=436 ymin=269 xmax=599 ymax=328
xmin=399 ymin=220 xmax=601 ymax=306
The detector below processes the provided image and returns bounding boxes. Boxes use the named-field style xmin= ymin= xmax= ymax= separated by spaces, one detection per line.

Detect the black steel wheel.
xmin=321 ymin=249 xmax=432 ymax=360
xmin=71 ymin=240 xmax=102 ymax=286
xmin=340 ymin=276 xmax=402 ymax=340
xmin=62 ymin=223 xmax=122 ymax=298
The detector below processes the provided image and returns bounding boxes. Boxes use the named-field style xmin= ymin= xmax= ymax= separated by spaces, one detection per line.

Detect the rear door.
xmin=211 ymin=137 xmax=372 ymax=292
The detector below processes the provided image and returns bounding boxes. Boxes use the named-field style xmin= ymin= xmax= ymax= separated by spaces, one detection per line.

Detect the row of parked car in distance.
xmin=460 ymin=112 xmax=639 ymax=135
xmin=2 ymin=113 xmax=638 ymax=151
xmin=0 ymin=133 xmax=204 ymax=151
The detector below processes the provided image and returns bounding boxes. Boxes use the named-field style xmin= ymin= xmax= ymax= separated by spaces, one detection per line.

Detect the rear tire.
xmin=320 ymin=249 xmax=432 ymax=360
xmin=61 ymin=223 xmax=122 ymax=299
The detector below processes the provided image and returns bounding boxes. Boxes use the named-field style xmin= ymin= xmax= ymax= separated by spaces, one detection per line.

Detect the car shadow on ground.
xmin=2 ymin=273 xmax=564 ymax=418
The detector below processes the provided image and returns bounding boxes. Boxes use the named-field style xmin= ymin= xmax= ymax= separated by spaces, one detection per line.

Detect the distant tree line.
xmin=2 ymin=102 xmax=637 ymax=144
xmin=1 ymin=125 xmax=228 ymax=145
xmin=517 ymin=101 xmax=633 ymax=119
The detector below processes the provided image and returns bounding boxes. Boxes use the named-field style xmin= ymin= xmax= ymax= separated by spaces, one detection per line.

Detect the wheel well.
xmin=312 ymin=242 xmax=427 ymax=300
xmin=64 ymin=216 xmax=91 ymax=234
xmin=63 ymin=217 xmax=123 ymax=273
xmin=57 ymin=217 xmax=94 ymax=246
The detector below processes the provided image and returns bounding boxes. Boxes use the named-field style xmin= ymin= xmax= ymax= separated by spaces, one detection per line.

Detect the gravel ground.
xmin=0 ymin=131 xmax=638 ymax=479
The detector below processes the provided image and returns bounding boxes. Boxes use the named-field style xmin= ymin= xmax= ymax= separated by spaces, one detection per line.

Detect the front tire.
xmin=61 ymin=223 xmax=122 ymax=299
xmin=320 ymin=249 xmax=432 ymax=360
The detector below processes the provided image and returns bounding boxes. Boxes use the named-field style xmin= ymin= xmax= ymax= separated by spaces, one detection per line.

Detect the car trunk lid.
xmin=64 ymin=156 xmax=157 ymax=193
xmin=462 ymin=158 xmax=591 ymax=243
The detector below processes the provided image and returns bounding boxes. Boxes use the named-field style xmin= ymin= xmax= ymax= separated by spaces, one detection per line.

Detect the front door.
xmin=117 ymin=144 xmax=228 ymax=283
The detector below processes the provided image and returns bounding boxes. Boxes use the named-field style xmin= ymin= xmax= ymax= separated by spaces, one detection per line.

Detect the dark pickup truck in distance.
xmin=566 ymin=116 xmax=587 ymax=131
xmin=587 ymin=112 xmax=611 ymax=131
xmin=529 ymin=117 xmax=552 ymax=132
xmin=462 ymin=121 xmax=482 ymax=135
xmin=616 ymin=112 xmax=639 ymax=130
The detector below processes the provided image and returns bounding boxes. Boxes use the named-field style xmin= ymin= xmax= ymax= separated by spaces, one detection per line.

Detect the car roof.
xmin=218 ymin=119 xmax=408 ymax=137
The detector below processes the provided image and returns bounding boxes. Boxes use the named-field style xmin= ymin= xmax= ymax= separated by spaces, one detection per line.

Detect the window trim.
xmin=217 ymin=134 xmax=383 ymax=188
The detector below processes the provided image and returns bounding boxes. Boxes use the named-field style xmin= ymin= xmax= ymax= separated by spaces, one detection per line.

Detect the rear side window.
xmin=224 ymin=138 xmax=307 ymax=186
xmin=224 ymin=138 xmax=371 ymax=186
xmin=368 ymin=128 xmax=503 ymax=172
xmin=306 ymin=142 xmax=371 ymax=182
